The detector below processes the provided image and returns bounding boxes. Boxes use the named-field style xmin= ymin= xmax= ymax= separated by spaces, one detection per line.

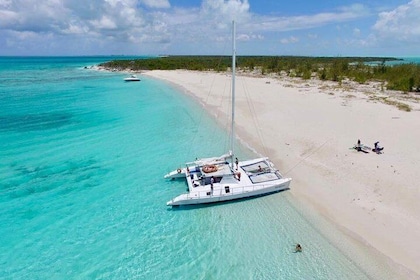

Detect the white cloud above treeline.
xmin=0 ymin=0 xmax=419 ymax=55
xmin=373 ymin=0 xmax=420 ymax=42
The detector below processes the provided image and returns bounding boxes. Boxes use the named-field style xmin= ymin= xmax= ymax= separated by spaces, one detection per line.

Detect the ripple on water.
xmin=0 ymin=112 xmax=73 ymax=132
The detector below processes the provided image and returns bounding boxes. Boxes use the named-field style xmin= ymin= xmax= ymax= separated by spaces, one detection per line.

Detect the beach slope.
xmin=144 ymin=69 xmax=420 ymax=278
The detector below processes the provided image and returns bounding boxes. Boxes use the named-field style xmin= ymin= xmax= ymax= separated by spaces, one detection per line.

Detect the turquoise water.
xmin=369 ymin=56 xmax=420 ymax=66
xmin=399 ymin=57 xmax=420 ymax=64
xmin=0 ymin=57 xmax=396 ymax=279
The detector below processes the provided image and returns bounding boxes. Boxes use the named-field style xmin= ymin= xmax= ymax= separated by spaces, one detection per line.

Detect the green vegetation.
xmin=376 ymin=97 xmax=412 ymax=112
xmin=100 ymin=56 xmax=420 ymax=93
xmin=101 ymin=56 xmax=232 ymax=72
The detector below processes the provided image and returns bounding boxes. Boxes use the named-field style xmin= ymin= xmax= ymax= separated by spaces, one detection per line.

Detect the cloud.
xmin=201 ymin=0 xmax=250 ymax=17
xmin=0 ymin=10 xmax=18 ymax=27
xmin=0 ymin=1 xmax=387 ymax=55
xmin=246 ymin=3 xmax=369 ymax=33
xmin=0 ymin=1 xmax=68 ymax=32
xmin=308 ymin=33 xmax=318 ymax=39
xmin=140 ymin=0 xmax=170 ymax=9
xmin=90 ymin=16 xmax=117 ymax=30
xmin=280 ymin=36 xmax=299 ymax=44
xmin=337 ymin=3 xmax=368 ymax=15
xmin=373 ymin=0 xmax=420 ymax=42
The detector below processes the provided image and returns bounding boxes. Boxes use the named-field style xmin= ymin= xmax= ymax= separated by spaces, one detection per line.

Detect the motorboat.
xmin=124 ymin=74 xmax=140 ymax=82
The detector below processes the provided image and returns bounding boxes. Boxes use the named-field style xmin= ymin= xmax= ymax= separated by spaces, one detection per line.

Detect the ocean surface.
xmin=0 ymin=57 xmax=401 ymax=279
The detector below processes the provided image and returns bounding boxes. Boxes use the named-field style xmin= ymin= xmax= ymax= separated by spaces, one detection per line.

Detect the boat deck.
xmin=184 ymin=159 xmax=284 ymax=193
xmin=165 ymin=155 xmax=291 ymax=206
xmin=240 ymin=160 xmax=283 ymax=183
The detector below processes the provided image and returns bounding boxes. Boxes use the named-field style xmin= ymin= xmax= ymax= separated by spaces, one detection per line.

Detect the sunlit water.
xmin=0 ymin=57 xmax=398 ymax=279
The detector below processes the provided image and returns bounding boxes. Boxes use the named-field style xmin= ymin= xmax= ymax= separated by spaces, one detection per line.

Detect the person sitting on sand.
xmin=295 ymin=243 xmax=302 ymax=252
xmin=373 ymin=141 xmax=384 ymax=154
xmin=356 ymin=139 xmax=362 ymax=151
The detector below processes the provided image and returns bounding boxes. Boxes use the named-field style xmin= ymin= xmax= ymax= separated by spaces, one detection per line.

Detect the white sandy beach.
xmin=144 ymin=69 xmax=420 ymax=278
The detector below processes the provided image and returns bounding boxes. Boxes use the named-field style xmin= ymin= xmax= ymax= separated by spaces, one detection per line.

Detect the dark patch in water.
xmin=21 ymin=209 xmax=38 ymax=220
xmin=0 ymin=112 xmax=73 ymax=132
xmin=2 ymin=158 xmax=109 ymax=201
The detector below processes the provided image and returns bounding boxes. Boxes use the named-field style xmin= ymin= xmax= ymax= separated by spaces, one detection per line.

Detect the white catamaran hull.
xmin=164 ymin=168 xmax=187 ymax=179
xmin=166 ymin=156 xmax=291 ymax=206
xmin=167 ymin=178 xmax=291 ymax=206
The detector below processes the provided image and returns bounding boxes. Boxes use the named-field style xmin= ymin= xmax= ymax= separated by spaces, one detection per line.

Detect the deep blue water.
xmin=0 ymin=57 xmax=398 ymax=279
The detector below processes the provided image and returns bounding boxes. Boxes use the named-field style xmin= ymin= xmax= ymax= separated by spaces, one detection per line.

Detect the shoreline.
xmin=141 ymin=69 xmax=420 ymax=279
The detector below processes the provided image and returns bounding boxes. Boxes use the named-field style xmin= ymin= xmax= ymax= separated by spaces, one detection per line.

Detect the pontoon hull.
xmin=164 ymin=169 xmax=186 ymax=179
xmin=167 ymin=178 xmax=291 ymax=206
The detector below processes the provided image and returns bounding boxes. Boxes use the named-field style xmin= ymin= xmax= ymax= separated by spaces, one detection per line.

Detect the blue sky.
xmin=0 ymin=0 xmax=419 ymax=56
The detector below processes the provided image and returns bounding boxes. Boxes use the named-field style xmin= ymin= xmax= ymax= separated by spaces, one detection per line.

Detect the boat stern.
xmin=164 ymin=169 xmax=185 ymax=179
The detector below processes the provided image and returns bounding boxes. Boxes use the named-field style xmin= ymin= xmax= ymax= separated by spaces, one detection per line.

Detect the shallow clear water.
xmin=0 ymin=57 xmax=396 ymax=279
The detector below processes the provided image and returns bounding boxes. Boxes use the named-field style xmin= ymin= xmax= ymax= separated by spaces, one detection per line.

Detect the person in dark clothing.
xmin=373 ymin=141 xmax=384 ymax=153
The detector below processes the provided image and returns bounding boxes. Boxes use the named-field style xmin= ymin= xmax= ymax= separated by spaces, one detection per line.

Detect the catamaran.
xmin=165 ymin=21 xmax=291 ymax=206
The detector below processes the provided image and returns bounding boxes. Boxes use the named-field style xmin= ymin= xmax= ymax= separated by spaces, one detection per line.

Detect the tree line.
xmin=100 ymin=56 xmax=420 ymax=92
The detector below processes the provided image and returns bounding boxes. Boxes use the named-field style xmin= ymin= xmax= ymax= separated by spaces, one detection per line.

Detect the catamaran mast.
xmin=231 ymin=20 xmax=236 ymax=158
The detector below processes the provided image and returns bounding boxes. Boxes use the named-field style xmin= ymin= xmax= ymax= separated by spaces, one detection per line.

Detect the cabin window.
xmin=225 ymin=186 xmax=230 ymax=193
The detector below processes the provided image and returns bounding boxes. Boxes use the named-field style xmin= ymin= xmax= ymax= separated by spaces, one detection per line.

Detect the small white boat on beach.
xmin=124 ymin=74 xmax=140 ymax=82
xmin=164 ymin=21 xmax=291 ymax=206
